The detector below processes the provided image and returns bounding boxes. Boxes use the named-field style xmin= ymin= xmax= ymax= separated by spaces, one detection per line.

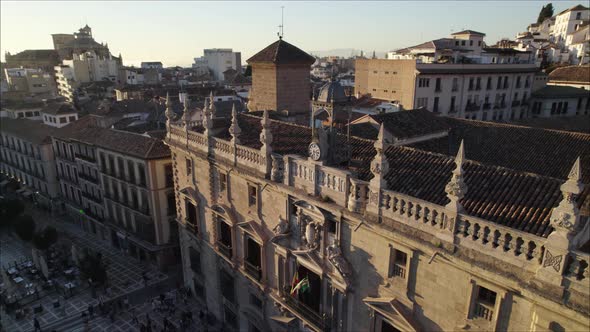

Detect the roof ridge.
xmin=454 ymin=118 xmax=590 ymax=137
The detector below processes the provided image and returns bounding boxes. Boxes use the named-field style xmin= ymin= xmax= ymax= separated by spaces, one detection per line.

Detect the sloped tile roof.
xmin=532 ymin=85 xmax=589 ymax=98
xmin=548 ymin=65 xmax=590 ymax=84
xmin=364 ymin=109 xmax=450 ymax=140
xmin=247 ymin=39 xmax=315 ymax=65
xmin=196 ymin=113 xmax=585 ymax=238
xmin=0 ymin=118 xmax=58 ymax=145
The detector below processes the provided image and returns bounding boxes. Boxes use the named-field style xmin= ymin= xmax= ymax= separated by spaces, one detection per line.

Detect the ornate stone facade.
xmin=166 ymin=110 xmax=589 ymax=332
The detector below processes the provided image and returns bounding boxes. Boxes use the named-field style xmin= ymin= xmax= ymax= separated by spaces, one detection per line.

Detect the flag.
xmin=290 ymin=276 xmax=310 ymax=296
xmin=290 ymin=271 xmax=299 ymax=295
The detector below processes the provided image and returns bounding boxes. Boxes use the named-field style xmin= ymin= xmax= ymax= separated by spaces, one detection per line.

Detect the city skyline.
xmin=1 ymin=0 xmax=583 ymax=67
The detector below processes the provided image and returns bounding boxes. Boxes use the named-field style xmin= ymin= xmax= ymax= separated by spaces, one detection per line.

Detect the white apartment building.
xmin=552 ymin=5 xmax=589 ymax=46
xmin=55 ymin=51 xmax=119 ymax=102
xmin=3 ymin=68 xmax=56 ymax=99
xmin=193 ymin=49 xmax=241 ymax=81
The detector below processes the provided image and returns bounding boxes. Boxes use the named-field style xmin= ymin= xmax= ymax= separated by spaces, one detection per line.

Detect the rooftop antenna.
xmin=277 ymin=6 xmax=285 ymax=39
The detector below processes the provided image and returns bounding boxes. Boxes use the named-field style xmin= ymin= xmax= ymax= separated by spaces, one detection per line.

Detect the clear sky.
xmin=0 ymin=1 xmax=583 ymax=67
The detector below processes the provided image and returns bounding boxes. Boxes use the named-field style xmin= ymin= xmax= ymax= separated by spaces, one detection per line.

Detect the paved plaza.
xmin=0 ymin=204 xmax=170 ymax=332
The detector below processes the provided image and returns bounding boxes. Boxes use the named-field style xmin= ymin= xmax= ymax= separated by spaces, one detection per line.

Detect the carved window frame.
xmin=212 ymin=205 xmax=237 ymax=264
xmin=217 ymin=167 xmax=228 ymax=202
xmin=465 ymin=277 xmax=507 ymax=330
xmin=387 ymin=243 xmax=413 ymax=289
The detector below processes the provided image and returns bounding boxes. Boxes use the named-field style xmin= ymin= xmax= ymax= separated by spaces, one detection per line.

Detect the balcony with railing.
xmin=81 ymin=192 xmax=103 ymax=204
xmin=75 ymin=153 xmax=96 ymax=163
xmin=244 ymin=260 xmax=262 ymax=281
xmin=483 ymin=103 xmax=491 ymax=110
xmin=283 ymin=288 xmax=332 ymax=332
xmin=217 ymin=241 xmax=232 ymax=260
xmin=391 ymin=264 xmax=406 ymax=279
xmin=473 ymin=301 xmax=494 ymax=321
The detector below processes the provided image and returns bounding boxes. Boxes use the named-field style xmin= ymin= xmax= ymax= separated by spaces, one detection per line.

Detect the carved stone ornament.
xmin=304 ymin=221 xmax=322 ymax=250
xmin=273 ymin=218 xmax=290 ymax=236
xmin=370 ymin=161 xmax=382 ymax=175
xmin=543 ymin=250 xmax=563 ymax=272
xmin=555 ymin=212 xmax=574 ymax=231
xmin=326 ymin=243 xmax=353 ymax=282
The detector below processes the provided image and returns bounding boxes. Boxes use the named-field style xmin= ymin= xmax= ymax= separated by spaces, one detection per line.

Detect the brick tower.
xmin=246 ymin=38 xmax=315 ymax=124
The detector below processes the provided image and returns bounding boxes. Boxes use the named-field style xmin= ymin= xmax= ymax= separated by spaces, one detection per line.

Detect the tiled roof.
xmin=379 ymin=146 xmax=562 ymax=237
xmin=514 ymin=115 xmax=590 ymax=134
xmin=532 ymin=85 xmax=589 ymax=98
xmin=451 ymin=30 xmax=486 ymax=36
xmin=0 ymin=118 xmax=57 ymax=144
xmin=548 ymin=65 xmax=590 ymax=84
xmin=409 ymin=118 xmax=590 ymax=183
xmin=198 ymin=114 xmax=585 ymax=238
xmin=557 ymin=4 xmax=589 ymax=16
xmin=359 ymin=109 xmax=450 ymax=140
xmin=56 ymin=120 xmax=170 ymax=159
xmin=41 ymin=103 xmax=77 ymax=115
xmin=247 ymin=39 xmax=315 ymax=65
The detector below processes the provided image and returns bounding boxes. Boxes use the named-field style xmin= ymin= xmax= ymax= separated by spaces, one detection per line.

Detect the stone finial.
xmin=182 ymin=96 xmax=191 ymax=123
xmin=445 ymin=140 xmax=467 ymax=212
xmin=369 ymin=124 xmax=390 ymax=189
xmin=209 ymin=91 xmax=216 ymax=116
xmin=260 ymin=109 xmax=273 ymax=154
xmin=165 ymin=92 xmax=174 ymax=120
xmin=229 ymin=104 xmax=242 ymax=145
xmin=549 ymin=157 xmax=584 ymax=236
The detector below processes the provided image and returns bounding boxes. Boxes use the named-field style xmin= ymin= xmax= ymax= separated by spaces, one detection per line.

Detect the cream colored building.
xmin=166 ymin=91 xmax=590 ymax=332
xmin=51 ymin=124 xmax=177 ymax=268
xmin=0 ymin=118 xmax=60 ymax=208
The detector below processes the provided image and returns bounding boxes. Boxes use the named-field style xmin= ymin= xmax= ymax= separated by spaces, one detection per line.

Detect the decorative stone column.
xmin=536 ymin=157 xmax=584 ymax=285
xmin=442 ymin=140 xmax=467 ymax=244
xmin=347 ymin=178 xmax=366 ymax=213
xmin=366 ymin=124 xmax=391 ymax=217
xmin=260 ymin=110 xmax=273 ymax=177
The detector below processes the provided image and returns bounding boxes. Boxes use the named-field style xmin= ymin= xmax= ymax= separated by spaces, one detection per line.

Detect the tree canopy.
xmin=79 ymin=252 xmax=108 ymax=285
xmin=33 ymin=226 xmax=59 ymax=251
xmin=537 ymin=3 xmax=554 ymax=24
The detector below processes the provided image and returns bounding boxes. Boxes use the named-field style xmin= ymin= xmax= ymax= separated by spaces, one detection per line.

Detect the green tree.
xmin=0 ymin=198 xmax=25 ymax=229
xmin=14 ymin=214 xmax=36 ymax=242
xmin=537 ymin=3 xmax=554 ymax=24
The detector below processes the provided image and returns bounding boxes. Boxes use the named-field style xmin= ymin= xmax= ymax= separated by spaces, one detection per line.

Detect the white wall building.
xmin=193 ymin=49 xmax=241 ymax=81
xmin=552 ymin=5 xmax=589 ymax=46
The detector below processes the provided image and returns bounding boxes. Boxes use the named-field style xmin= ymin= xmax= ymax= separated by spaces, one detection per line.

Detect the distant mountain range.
xmin=308 ymin=48 xmax=387 ymax=58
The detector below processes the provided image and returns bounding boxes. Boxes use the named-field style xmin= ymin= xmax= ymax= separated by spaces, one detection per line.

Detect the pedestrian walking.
xmin=33 ymin=317 xmax=41 ymax=332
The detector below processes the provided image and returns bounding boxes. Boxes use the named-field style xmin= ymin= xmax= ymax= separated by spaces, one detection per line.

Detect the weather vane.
xmin=277 ymin=6 xmax=284 ymax=39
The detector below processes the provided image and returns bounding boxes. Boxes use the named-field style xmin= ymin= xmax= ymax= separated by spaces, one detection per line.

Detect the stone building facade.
xmin=166 ymin=95 xmax=590 ymax=332
xmin=0 ymin=118 xmax=60 ymax=208
xmin=51 ymin=124 xmax=178 ymax=268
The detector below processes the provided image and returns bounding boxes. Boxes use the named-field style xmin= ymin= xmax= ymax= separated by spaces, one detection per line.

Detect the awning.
xmin=0 ymin=180 xmax=9 ymax=186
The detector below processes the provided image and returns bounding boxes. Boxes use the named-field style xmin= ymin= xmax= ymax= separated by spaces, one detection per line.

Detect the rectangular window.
xmin=219 ymin=172 xmax=227 ymax=193
xmin=468 ymin=78 xmax=474 ymax=91
xmin=185 ymin=200 xmax=198 ymax=233
xmin=476 ymin=77 xmax=481 ymax=90
xmin=433 ymin=97 xmax=439 ymax=113
xmin=218 ymin=217 xmax=232 ymax=259
xmin=245 ymin=237 xmax=262 ymax=280
xmin=127 ymin=160 xmax=135 ymax=182
xmin=248 ymin=184 xmax=257 ymax=207
xmin=416 ymin=97 xmax=428 ymax=108
xmin=68 ymin=116 xmax=76 ymax=122
xmin=220 ymin=269 xmax=235 ymax=303
xmin=59 ymin=117 xmax=66 ymax=124
xmin=435 ymin=78 xmax=441 ymax=92
xmin=452 ymin=77 xmax=459 ymax=92
xmin=486 ymin=77 xmax=492 ymax=90
xmin=388 ymin=248 xmax=408 ymax=279
xmin=185 ymin=158 xmax=192 ymax=176
xmin=450 ymin=96 xmax=456 ymax=113
xmin=137 ymin=164 xmax=146 ymax=186
xmin=472 ymin=286 xmax=497 ymax=321
xmin=418 ymin=78 xmax=430 ymax=88
xmin=164 ymin=164 xmax=173 ymax=187
xmin=189 ymin=247 xmax=201 ymax=275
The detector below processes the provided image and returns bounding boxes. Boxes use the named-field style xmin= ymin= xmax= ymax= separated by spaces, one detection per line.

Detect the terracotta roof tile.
xmin=548 ymin=65 xmax=590 ymax=84
xmin=247 ymin=39 xmax=315 ymax=65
